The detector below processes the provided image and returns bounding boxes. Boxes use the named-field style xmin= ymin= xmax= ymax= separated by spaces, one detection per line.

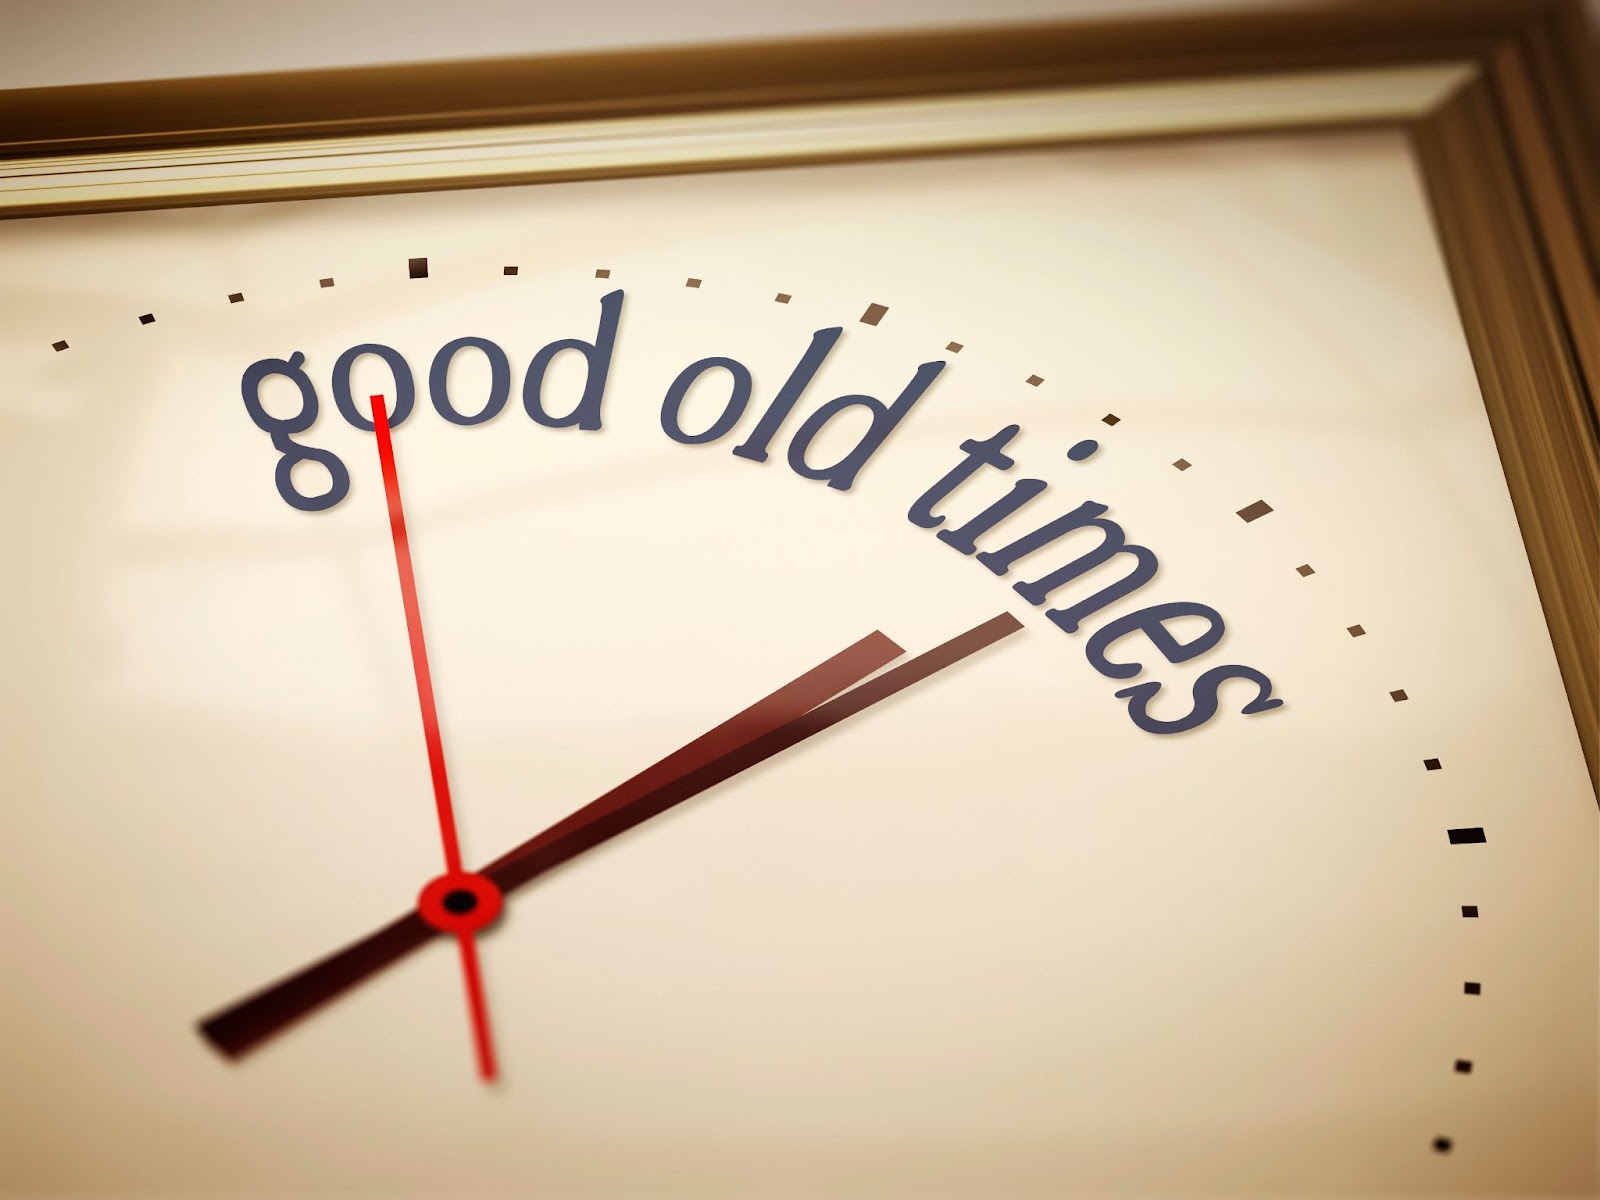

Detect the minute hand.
xmin=199 ymin=613 xmax=1021 ymax=1059
xmin=485 ymin=611 xmax=1023 ymax=894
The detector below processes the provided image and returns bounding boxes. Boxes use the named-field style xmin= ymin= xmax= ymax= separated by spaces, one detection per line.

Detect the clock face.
xmin=1 ymin=129 xmax=1594 ymax=1196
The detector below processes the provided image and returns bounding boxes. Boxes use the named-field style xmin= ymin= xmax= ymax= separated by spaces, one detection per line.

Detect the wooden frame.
xmin=1 ymin=0 xmax=1594 ymax=785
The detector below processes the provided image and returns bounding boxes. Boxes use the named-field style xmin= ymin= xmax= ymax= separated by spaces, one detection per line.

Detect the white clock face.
xmin=0 ymin=128 xmax=1593 ymax=1197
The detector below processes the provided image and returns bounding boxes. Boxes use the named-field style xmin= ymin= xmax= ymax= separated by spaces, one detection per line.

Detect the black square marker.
xmin=595 ymin=268 xmax=611 ymax=279
xmin=774 ymin=292 xmax=791 ymax=303
xmin=1102 ymin=413 xmax=1121 ymax=426
xmin=138 ymin=313 xmax=155 ymax=325
xmin=1236 ymin=499 xmax=1272 ymax=522
xmin=1454 ymin=1059 xmax=1472 ymax=1074
xmin=409 ymin=257 xmax=428 ymax=279
xmin=51 ymin=340 xmax=68 ymax=352
xmin=1347 ymin=624 xmax=1367 ymax=637
xmin=1390 ymin=689 xmax=1409 ymax=702
xmin=1464 ymin=981 xmax=1481 ymax=995
xmin=228 ymin=292 xmax=244 ymax=303
xmin=320 ymin=277 xmax=335 ymax=288
xmin=1173 ymin=459 xmax=1191 ymax=471
xmin=1425 ymin=758 xmax=1442 ymax=770
xmin=1461 ymin=905 xmax=1478 ymax=918
xmin=503 ymin=266 xmax=518 ymax=276
xmin=1296 ymin=563 xmax=1315 ymax=577
xmin=945 ymin=341 xmax=963 ymax=353
xmin=1433 ymin=1137 xmax=1453 ymax=1154
xmin=685 ymin=277 xmax=702 ymax=288
xmin=860 ymin=303 xmax=888 ymax=326
xmin=1447 ymin=827 xmax=1486 ymax=844
xmin=1026 ymin=374 xmax=1044 ymax=387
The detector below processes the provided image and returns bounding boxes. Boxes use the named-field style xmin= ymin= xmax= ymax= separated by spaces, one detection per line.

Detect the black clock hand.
xmin=200 ymin=626 xmax=903 ymax=1058
xmin=198 ymin=613 xmax=1021 ymax=1060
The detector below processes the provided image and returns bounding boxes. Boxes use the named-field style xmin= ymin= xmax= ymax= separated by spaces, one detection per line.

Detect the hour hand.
xmin=199 ymin=628 xmax=905 ymax=1058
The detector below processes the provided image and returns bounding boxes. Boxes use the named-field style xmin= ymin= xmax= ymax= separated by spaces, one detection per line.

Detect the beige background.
xmin=0 ymin=129 xmax=1595 ymax=1195
xmin=1 ymin=0 xmax=1591 ymax=90
xmin=0 ymin=0 xmax=1304 ymax=89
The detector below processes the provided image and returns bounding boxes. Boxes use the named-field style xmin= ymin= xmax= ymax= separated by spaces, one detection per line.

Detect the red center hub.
xmin=417 ymin=872 xmax=503 ymax=934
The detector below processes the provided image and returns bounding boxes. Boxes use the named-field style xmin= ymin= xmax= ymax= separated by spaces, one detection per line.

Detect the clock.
xmin=1 ymin=11 xmax=1596 ymax=1197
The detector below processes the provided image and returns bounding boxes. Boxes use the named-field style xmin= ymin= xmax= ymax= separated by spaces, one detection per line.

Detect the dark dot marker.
xmin=409 ymin=257 xmax=428 ymax=279
xmin=320 ymin=277 xmax=335 ymax=288
xmin=1433 ymin=1137 xmax=1453 ymax=1154
xmin=1425 ymin=757 xmax=1442 ymax=770
xmin=775 ymin=292 xmax=791 ymax=303
xmin=1448 ymin=827 xmax=1486 ymax=844
xmin=1237 ymin=499 xmax=1273 ymax=522
xmin=860 ymin=303 xmax=888 ymax=326
xmin=1347 ymin=624 xmax=1367 ymax=637
xmin=228 ymin=292 xmax=244 ymax=304
xmin=51 ymin=340 xmax=68 ymax=352
xmin=945 ymin=341 xmax=963 ymax=353
xmin=1026 ymin=374 xmax=1044 ymax=387
xmin=442 ymin=889 xmax=478 ymax=915
xmin=595 ymin=268 xmax=611 ymax=279
xmin=1461 ymin=905 xmax=1479 ymax=918
xmin=503 ymin=265 xmax=518 ymax=276
xmin=1454 ymin=1059 xmax=1473 ymax=1074
xmin=1101 ymin=413 xmax=1121 ymax=426
xmin=1391 ymin=689 xmax=1409 ymax=702
xmin=1067 ymin=439 xmax=1099 ymax=462
xmin=1464 ymin=981 xmax=1481 ymax=995
xmin=1173 ymin=458 xmax=1191 ymax=471
xmin=1296 ymin=564 xmax=1315 ymax=577
xmin=685 ymin=277 xmax=702 ymax=288
xmin=138 ymin=313 xmax=155 ymax=325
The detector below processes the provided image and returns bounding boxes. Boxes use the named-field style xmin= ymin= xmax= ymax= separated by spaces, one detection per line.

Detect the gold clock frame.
xmin=1 ymin=0 xmax=1594 ymax=787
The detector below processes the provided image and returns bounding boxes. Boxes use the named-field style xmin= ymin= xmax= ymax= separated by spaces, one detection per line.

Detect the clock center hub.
xmin=417 ymin=872 xmax=504 ymax=934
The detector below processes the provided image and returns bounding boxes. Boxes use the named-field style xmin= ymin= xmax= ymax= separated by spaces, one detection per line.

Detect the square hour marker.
xmin=945 ymin=341 xmax=963 ymax=353
xmin=1237 ymin=499 xmax=1272 ymax=522
xmin=503 ymin=266 xmax=518 ymax=276
xmin=51 ymin=340 xmax=68 ymax=351
xmin=228 ymin=292 xmax=244 ymax=303
xmin=1424 ymin=757 xmax=1442 ymax=770
xmin=775 ymin=293 xmax=791 ymax=303
xmin=319 ymin=278 xmax=335 ymax=288
xmin=1433 ymin=1137 xmax=1452 ymax=1154
xmin=1102 ymin=413 xmax=1120 ymax=426
xmin=595 ymin=268 xmax=611 ymax=279
xmin=408 ymin=257 xmax=428 ymax=279
xmin=1461 ymin=905 xmax=1478 ymax=918
xmin=1173 ymin=459 xmax=1191 ymax=471
xmin=1295 ymin=564 xmax=1315 ymax=577
xmin=1026 ymin=374 xmax=1044 ymax=387
xmin=1464 ymin=981 xmax=1481 ymax=994
xmin=685 ymin=277 xmax=702 ymax=288
xmin=1347 ymin=624 xmax=1366 ymax=637
xmin=1448 ymin=827 xmax=1486 ymax=844
xmin=861 ymin=303 xmax=889 ymax=326
xmin=1454 ymin=1059 xmax=1472 ymax=1074
xmin=1390 ymin=689 xmax=1408 ymax=702
xmin=138 ymin=313 xmax=155 ymax=325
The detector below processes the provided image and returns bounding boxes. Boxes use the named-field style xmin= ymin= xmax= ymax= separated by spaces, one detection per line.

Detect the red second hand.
xmin=371 ymin=393 xmax=498 ymax=1081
